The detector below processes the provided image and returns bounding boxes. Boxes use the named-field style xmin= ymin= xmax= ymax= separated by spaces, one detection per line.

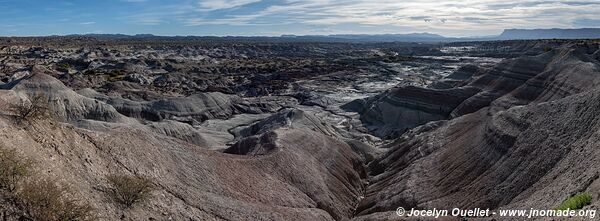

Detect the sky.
xmin=0 ymin=0 xmax=599 ymax=37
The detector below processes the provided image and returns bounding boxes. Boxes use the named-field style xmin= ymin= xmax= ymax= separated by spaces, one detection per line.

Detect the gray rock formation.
xmin=353 ymin=44 xmax=600 ymax=220
xmin=232 ymin=108 xmax=342 ymax=138
xmin=2 ymin=70 xmax=133 ymax=124
xmin=2 ymin=37 xmax=600 ymax=221
xmin=123 ymin=73 xmax=154 ymax=85
xmin=0 ymin=110 xmax=367 ymax=220
xmin=428 ymin=64 xmax=480 ymax=89
xmin=498 ymin=28 xmax=600 ymax=40
xmin=343 ymin=86 xmax=480 ymax=137
xmin=79 ymin=88 xmax=255 ymax=124
xmin=147 ymin=120 xmax=210 ymax=147
xmin=347 ymin=45 xmax=600 ymax=138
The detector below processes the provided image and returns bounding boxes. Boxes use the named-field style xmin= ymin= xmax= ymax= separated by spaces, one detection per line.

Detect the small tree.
xmin=107 ymin=174 xmax=154 ymax=208
xmin=10 ymin=94 xmax=51 ymax=122
xmin=0 ymin=148 xmax=31 ymax=192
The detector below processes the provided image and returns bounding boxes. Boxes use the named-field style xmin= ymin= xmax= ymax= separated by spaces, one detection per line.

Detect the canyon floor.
xmin=0 ymin=37 xmax=599 ymax=220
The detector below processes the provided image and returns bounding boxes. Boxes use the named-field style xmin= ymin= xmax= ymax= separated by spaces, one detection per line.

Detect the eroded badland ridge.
xmin=0 ymin=38 xmax=599 ymax=220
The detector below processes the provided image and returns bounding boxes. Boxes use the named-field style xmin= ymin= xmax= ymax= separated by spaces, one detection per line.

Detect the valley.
xmin=0 ymin=37 xmax=599 ymax=220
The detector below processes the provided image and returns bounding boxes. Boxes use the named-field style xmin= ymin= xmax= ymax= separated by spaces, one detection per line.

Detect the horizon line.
xmin=1 ymin=27 xmax=599 ymax=39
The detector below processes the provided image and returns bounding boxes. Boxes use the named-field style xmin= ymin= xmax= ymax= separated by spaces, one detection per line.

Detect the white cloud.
xmin=184 ymin=14 xmax=263 ymax=26
xmin=198 ymin=0 xmax=262 ymax=10
xmin=231 ymin=0 xmax=600 ymax=36
xmin=123 ymin=0 xmax=600 ymax=36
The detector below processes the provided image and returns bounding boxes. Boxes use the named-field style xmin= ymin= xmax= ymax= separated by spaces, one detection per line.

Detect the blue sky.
xmin=0 ymin=0 xmax=599 ymax=37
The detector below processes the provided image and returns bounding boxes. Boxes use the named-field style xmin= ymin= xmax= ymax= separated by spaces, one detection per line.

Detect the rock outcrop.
xmin=0 ymin=68 xmax=370 ymax=220
xmin=0 ymin=112 xmax=367 ymax=220
xmin=343 ymin=86 xmax=480 ymax=138
xmin=79 ymin=88 xmax=254 ymax=124
xmin=232 ymin=108 xmax=342 ymax=139
xmin=2 ymin=70 xmax=133 ymax=124
xmin=353 ymin=44 xmax=600 ymax=220
xmin=428 ymin=64 xmax=480 ymax=89
xmin=347 ymin=45 xmax=600 ymax=138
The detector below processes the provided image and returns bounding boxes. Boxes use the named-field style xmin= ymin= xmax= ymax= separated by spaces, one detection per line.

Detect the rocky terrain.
xmin=0 ymin=37 xmax=599 ymax=220
xmin=352 ymin=40 xmax=600 ymax=220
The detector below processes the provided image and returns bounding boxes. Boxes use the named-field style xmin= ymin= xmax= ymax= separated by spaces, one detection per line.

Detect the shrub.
xmin=556 ymin=193 xmax=592 ymax=211
xmin=0 ymin=146 xmax=94 ymax=220
xmin=10 ymin=94 xmax=51 ymax=122
xmin=17 ymin=178 xmax=95 ymax=221
xmin=107 ymin=174 xmax=153 ymax=208
xmin=56 ymin=63 xmax=71 ymax=72
xmin=0 ymin=148 xmax=31 ymax=192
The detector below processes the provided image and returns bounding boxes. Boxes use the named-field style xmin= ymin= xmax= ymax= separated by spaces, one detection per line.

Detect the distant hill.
xmin=496 ymin=28 xmax=600 ymax=40
xmin=27 ymin=28 xmax=600 ymax=43
xmin=306 ymin=33 xmax=448 ymax=42
xmin=305 ymin=29 xmax=600 ymax=42
xmin=62 ymin=33 xmax=454 ymax=43
xmin=66 ymin=34 xmax=157 ymax=39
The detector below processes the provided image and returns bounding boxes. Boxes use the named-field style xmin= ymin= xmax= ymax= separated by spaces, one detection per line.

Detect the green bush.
xmin=107 ymin=174 xmax=154 ymax=208
xmin=17 ymin=178 xmax=95 ymax=221
xmin=0 ymin=146 xmax=95 ymax=221
xmin=556 ymin=193 xmax=592 ymax=211
xmin=0 ymin=148 xmax=31 ymax=192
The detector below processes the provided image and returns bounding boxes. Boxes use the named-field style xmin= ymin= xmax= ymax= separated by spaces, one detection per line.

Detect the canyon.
xmin=0 ymin=37 xmax=599 ymax=220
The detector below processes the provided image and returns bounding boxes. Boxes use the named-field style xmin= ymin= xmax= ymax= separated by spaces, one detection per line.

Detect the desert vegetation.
xmin=556 ymin=193 xmax=593 ymax=211
xmin=107 ymin=174 xmax=154 ymax=208
xmin=0 ymin=146 xmax=95 ymax=220
xmin=9 ymin=94 xmax=51 ymax=123
xmin=17 ymin=178 xmax=95 ymax=221
xmin=0 ymin=148 xmax=31 ymax=192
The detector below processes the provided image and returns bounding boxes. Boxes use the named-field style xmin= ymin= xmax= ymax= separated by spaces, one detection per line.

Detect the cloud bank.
xmin=1 ymin=0 xmax=599 ymax=36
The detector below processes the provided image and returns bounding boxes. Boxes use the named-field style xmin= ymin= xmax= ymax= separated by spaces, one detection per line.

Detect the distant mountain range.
xmin=281 ymin=33 xmax=449 ymax=42
xmin=496 ymin=28 xmax=600 ymax=40
xmin=288 ymin=28 xmax=600 ymax=42
xmin=60 ymin=28 xmax=600 ymax=43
